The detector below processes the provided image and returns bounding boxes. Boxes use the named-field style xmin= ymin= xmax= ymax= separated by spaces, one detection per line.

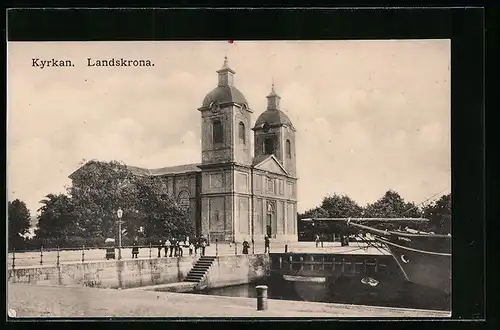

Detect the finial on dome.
xmin=217 ymin=56 xmax=235 ymax=86
xmin=220 ymin=55 xmax=230 ymax=70
xmin=266 ymin=79 xmax=281 ymax=110
xmin=267 ymin=80 xmax=280 ymax=98
xmin=217 ymin=55 xmax=235 ymax=76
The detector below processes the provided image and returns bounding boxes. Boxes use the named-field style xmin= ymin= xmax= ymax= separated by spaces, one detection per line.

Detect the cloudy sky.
xmin=7 ymin=40 xmax=450 ymax=215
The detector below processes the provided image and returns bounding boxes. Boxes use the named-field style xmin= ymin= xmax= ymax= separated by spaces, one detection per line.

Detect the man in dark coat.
xmin=242 ymin=238 xmax=250 ymax=255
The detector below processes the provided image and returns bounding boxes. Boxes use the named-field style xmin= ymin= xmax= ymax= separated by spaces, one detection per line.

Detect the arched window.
xmin=213 ymin=120 xmax=223 ymax=144
xmin=177 ymin=190 xmax=190 ymax=210
xmin=263 ymin=137 xmax=275 ymax=155
xmin=238 ymin=122 xmax=246 ymax=144
xmin=286 ymin=139 xmax=292 ymax=158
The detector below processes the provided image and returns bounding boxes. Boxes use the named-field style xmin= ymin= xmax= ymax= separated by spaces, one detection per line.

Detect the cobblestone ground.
xmin=8 ymin=284 xmax=450 ymax=318
xmin=8 ymin=241 xmax=388 ymax=268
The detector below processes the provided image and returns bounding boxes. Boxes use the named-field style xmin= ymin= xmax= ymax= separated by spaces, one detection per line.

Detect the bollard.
xmin=12 ymin=248 xmax=15 ymax=269
xmin=252 ymin=240 xmax=255 ymax=254
xmin=40 ymin=246 xmax=44 ymax=265
xmin=82 ymin=245 xmax=85 ymax=263
xmin=234 ymin=242 xmax=237 ymax=255
xmin=284 ymin=244 xmax=288 ymax=253
xmin=256 ymin=285 xmax=268 ymax=311
xmin=215 ymin=239 xmax=218 ymax=256
xmin=149 ymin=243 xmax=152 ymax=259
xmin=56 ymin=246 xmax=60 ymax=267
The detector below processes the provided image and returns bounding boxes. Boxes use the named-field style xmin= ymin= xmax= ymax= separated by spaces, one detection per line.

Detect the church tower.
xmin=198 ymin=56 xmax=253 ymax=166
xmin=198 ymin=57 xmax=253 ymax=243
xmin=253 ymin=84 xmax=297 ymax=177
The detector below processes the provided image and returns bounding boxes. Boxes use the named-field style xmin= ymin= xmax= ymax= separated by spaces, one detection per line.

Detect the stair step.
xmin=187 ymin=273 xmax=205 ymax=277
xmin=192 ymin=266 xmax=210 ymax=270
xmin=186 ymin=277 xmax=203 ymax=281
xmin=184 ymin=279 xmax=201 ymax=283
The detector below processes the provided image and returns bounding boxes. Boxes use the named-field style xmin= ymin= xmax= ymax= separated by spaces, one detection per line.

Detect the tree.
xmin=68 ymin=160 xmax=194 ymax=241
xmin=133 ymin=176 xmax=194 ymax=240
xmin=320 ymin=194 xmax=364 ymax=218
xmin=363 ymin=190 xmax=424 ymax=230
xmin=8 ymin=199 xmax=31 ymax=250
xmin=298 ymin=194 xmax=365 ymax=239
xmin=36 ymin=194 xmax=76 ymax=239
xmin=423 ymin=193 xmax=451 ymax=234
xmin=68 ymin=160 xmax=134 ymax=238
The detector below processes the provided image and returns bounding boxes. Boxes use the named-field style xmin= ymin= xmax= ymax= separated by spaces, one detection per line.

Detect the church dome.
xmin=202 ymin=85 xmax=248 ymax=108
xmin=254 ymin=109 xmax=295 ymax=129
xmin=200 ymin=56 xmax=249 ymax=109
xmin=254 ymin=83 xmax=295 ymax=129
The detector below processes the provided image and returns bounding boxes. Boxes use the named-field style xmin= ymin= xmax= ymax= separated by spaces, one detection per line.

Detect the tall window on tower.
xmin=263 ymin=137 xmax=275 ymax=155
xmin=238 ymin=121 xmax=246 ymax=144
xmin=286 ymin=139 xmax=291 ymax=158
xmin=213 ymin=120 xmax=223 ymax=144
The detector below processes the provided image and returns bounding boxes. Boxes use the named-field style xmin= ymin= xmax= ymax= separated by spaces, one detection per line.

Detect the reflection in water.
xmin=190 ymin=274 xmax=451 ymax=311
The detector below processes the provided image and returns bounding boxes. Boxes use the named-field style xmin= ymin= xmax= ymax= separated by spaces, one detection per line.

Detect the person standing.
xmin=201 ymin=239 xmax=206 ymax=256
xmin=189 ymin=242 xmax=194 ymax=256
xmin=164 ymin=238 xmax=171 ymax=257
xmin=315 ymin=234 xmax=320 ymax=248
xmin=170 ymin=238 xmax=176 ymax=257
xmin=264 ymin=235 xmax=270 ymax=253
xmin=194 ymin=237 xmax=199 ymax=255
xmin=177 ymin=240 xmax=183 ymax=257
xmin=242 ymin=238 xmax=250 ymax=255
xmin=157 ymin=239 xmax=162 ymax=258
xmin=132 ymin=241 xmax=139 ymax=259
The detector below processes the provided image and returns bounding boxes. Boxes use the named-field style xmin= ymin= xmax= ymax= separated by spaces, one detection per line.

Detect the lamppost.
xmin=117 ymin=208 xmax=123 ymax=260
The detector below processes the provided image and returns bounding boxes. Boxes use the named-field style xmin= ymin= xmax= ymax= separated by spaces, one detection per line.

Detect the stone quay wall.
xmin=8 ymin=257 xmax=199 ymax=289
xmin=199 ymin=254 xmax=270 ymax=290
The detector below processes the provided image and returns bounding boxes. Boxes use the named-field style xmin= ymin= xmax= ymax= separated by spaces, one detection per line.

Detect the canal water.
xmin=192 ymin=275 xmax=451 ymax=311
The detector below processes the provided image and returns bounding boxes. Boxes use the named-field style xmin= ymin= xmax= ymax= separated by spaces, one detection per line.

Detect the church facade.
xmin=69 ymin=57 xmax=298 ymax=244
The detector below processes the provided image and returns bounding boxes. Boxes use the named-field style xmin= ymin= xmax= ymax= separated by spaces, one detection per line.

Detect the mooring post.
xmin=12 ymin=248 xmax=15 ymax=269
xmin=82 ymin=245 xmax=85 ymax=263
xmin=215 ymin=239 xmax=218 ymax=256
xmin=56 ymin=246 xmax=60 ymax=267
xmin=252 ymin=239 xmax=255 ymax=254
xmin=256 ymin=285 xmax=268 ymax=311
xmin=149 ymin=243 xmax=152 ymax=259
xmin=234 ymin=242 xmax=237 ymax=255
xmin=40 ymin=246 xmax=43 ymax=265
xmin=289 ymin=255 xmax=293 ymax=270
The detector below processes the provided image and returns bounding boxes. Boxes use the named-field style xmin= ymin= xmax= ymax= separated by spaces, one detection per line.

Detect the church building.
xmin=69 ymin=57 xmax=298 ymax=244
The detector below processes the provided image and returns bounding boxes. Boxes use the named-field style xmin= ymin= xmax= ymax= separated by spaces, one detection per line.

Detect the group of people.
xmin=157 ymin=236 xmax=208 ymax=258
xmin=129 ymin=234 xmax=272 ymax=259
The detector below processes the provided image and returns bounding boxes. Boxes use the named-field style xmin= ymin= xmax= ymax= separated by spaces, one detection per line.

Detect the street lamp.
xmin=117 ymin=208 xmax=123 ymax=260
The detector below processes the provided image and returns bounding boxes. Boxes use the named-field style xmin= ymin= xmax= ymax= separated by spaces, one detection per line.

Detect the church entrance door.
xmin=266 ymin=214 xmax=272 ymax=237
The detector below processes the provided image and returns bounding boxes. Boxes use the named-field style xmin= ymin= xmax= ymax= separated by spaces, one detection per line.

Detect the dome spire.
xmin=216 ymin=56 xmax=235 ymax=86
xmin=266 ymin=80 xmax=281 ymax=110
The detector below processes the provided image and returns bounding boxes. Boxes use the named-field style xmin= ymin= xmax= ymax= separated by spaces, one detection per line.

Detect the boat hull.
xmin=379 ymin=238 xmax=451 ymax=294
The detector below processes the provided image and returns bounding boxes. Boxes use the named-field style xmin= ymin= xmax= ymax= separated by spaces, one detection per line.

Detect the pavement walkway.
xmin=8 ymin=283 xmax=450 ymax=318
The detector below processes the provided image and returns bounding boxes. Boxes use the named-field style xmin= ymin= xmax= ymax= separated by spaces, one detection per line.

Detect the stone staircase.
xmin=184 ymin=256 xmax=216 ymax=283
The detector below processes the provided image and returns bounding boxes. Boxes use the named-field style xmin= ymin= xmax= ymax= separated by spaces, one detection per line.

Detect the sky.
xmin=7 ymin=40 xmax=451 ymax=216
